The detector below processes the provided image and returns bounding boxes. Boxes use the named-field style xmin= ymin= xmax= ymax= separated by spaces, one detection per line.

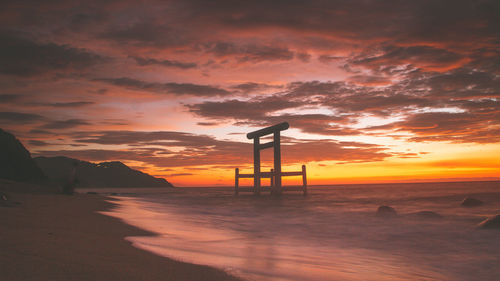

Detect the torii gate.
xmin=235 ymin=122 xmax=307 ymax=196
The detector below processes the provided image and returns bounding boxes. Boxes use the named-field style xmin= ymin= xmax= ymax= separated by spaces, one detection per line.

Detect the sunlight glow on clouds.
xmin=1 ymin=0 xmax=499 ymax=185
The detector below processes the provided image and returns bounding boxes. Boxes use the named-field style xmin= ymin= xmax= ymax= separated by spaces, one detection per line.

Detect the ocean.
xmin=99 ymin=181 xmax=500 ymax=281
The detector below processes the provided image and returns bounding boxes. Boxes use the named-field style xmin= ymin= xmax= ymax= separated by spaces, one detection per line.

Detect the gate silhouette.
xmin=235 ymin=122 xmax=307 ymax=195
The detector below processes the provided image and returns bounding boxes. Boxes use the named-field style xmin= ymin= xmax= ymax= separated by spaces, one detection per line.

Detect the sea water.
xmin=101 ymin=181 xmax=500 ymax=281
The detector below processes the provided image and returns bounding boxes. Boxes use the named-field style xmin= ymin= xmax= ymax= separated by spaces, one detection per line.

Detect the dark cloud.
xmin=296 ymin=52 xmax=311 ymax=62
xmin=286 ymin=80 xmax=346 ymax=97
xmin=100 ymin=23 xmax=189 ymax=48
xmin=49 ymin=101 xmax=94 ymax=107
xmin=399 ymin=112 xmax=497 ymax=134
xmin=168 ymin=173 xmax=194 ymax=177
xmin=131 ymin=56 xmax=197 ymax=69
xmin=467 ymin=49 xmax=500 ymax=74
xmin=347 ymin=75 xmax=392 ymax=86
xmin=33 ymin=149 xmax=146 ymax=163
xmin=33 ymin=101 xmax=95 ymax=108
xmin=318 ymin=55 xmax=343 ymax=63
xmin=187 ymin=95 xmax=301 ymax=121
xmin=187 ymin=80 xmax=432 ymax=134
xmin=0 ymin=112 xmax=43 ymax=123
xmin=41 ymin=119 xmax=91 ymax=129
xmin=455 ymin=99 xmax=500 ymax=115
xmin=28 ymin=140 xmax=51 ymax=146
xmin=282 ymin=139 xmax=391 ymax=163
xmin=188 ymin=90 xmax=364 ymax=136
xmin=403 ymin=0 xmax=500 ymax=43
xmin=69 ymin=11 xmax=108 ymax=31
xmin=5 ymin=0 xmax=498 ymax=50
xmin=197 ymin=122 xmax=219 ymax=126
xmin=187 ymin=0 xmax=498 ymax=45
xmin=350 ymin=46 xmax=464 ymax=71
xmin=37 ymin=130 xmax=391 ymax=167
xmin=1 ymin=0 xmax=499 ymax=161
xmin=325 ymin=94 xmax=432 ymax=116
xmin=367 ymin=111 xmax=500 ymax=143
xmin=231 ymin=82 xmax=282 ymax=94
xmin=94 ymin=77 xmax=231 ymax=96
xmin=409 ymin=69 xmax=500 ymax=99
xmin=234 ymin=114 xmax=358 ymax=136
xmin=100 ymin=119 xmax=130 ymax=126
xmin=29 ymin=129 xmax=54 ymax=135
xmin=203 ymin=42 xmax=294 ymax=62
xmin=72 ymin=130 xmax=220 ymax=147
xmin=0 ymin=32 xmax=107 ymax=77
xmin=272 ymin=115 xmax=358 ymax=136
xmin=0 ymin=94 xmax=21 ymax=102
xmin=96 ymin=88 xmax=108 ymax=95
xmin=187 ymin=73 xmax=498 ymax=140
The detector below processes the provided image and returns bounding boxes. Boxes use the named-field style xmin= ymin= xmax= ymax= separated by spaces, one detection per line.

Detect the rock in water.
xmin=478 ymin=214 xmax=500 ymax=229
xmin=461 ymin=197 xmax=484 ymax=207
xmin=376 ymin=205 xmax=397 ymax=217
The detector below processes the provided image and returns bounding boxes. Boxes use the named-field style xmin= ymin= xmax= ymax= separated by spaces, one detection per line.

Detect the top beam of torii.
xmin=246 ymin=122 xmax=289 ymax=139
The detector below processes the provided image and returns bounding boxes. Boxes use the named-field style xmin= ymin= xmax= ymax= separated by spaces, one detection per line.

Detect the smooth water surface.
xmin=103 ymin=181 xmax=500 ymax=281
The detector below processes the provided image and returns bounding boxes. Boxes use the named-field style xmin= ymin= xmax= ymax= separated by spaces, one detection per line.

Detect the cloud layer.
xmin=1 ymin=0 xmax=498 ymax=183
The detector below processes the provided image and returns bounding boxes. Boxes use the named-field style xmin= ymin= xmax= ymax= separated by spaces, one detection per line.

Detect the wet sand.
xmin=0 ymin=183 xmax=240 ymax=281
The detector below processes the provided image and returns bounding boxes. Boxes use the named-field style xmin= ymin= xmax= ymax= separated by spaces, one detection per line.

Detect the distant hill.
xmin=0 ymin=129 xmax=46 ymax=183
xmin=34 ymin=156 xmax=173 ymax=188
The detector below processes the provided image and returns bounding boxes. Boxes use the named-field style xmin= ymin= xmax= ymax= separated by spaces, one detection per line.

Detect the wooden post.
xmin=302 ymin=165 xmax=307 ymax=196
xmin=253 ymin=137 xmax=261 ymax=195
xmin=273 ymin=131 xmax=282 ymax=195
xmin=270 ymin=168 xmax=274 ymax=187
xmin=235 ymin=168 xmax=239 ymax=195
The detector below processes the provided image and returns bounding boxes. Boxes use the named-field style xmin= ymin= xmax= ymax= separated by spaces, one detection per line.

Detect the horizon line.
xmin=173 ymin=178 xmax=500 ymax=188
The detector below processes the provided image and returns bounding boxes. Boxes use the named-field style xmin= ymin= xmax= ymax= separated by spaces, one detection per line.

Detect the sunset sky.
xmin=1 ymin=0 xmax=499 ymax=186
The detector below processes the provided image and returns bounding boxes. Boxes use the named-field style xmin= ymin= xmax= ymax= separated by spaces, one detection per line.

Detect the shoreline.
xmin=0 ymin=185 xmax=241 ymax=281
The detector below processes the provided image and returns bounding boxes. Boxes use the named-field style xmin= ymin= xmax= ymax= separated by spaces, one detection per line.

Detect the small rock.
xmin=86 ymin=191 xmax=98 ymax=195
xmin=376 ymin=205 xmax=397 ymax=217
xmin=461 ymin=197 xmax=483 ymax=207
xmin=478 ymin=214 xmax=500 ymax=229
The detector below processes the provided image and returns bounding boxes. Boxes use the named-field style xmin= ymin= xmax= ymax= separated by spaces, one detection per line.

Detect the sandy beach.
xmin=0 ymin=182 xmax=240 ymax=281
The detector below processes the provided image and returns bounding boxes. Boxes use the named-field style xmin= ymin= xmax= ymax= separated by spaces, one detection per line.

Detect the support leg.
xmin=273 ymin=131 xmax=282 ymax=195
xmin=270 ymin=168 xmax=274 ymax=188
xmin=302 ymin=164 xmax=307 ymax=196
xmin=253 ymin=138 xmax=261 ymax=195
xmin=235 ymin=168 xmax=239 ymax=195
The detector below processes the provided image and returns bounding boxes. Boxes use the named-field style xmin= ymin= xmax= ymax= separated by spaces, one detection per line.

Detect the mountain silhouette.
xmin=35 ymin=156 xmax=173 ymax=188
xmin=0 ymin=129 xmax=46 ymax=183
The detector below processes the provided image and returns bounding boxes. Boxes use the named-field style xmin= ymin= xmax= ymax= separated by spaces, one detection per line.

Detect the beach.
xmin=0 ymin=183 xmax=240 ymax=281
xmin=2 ymin=181 xmax=500 ymax=281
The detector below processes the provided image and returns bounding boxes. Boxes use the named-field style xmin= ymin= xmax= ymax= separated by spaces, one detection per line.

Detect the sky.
xmin=1 ymin=0 xmax=499 ymax=186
